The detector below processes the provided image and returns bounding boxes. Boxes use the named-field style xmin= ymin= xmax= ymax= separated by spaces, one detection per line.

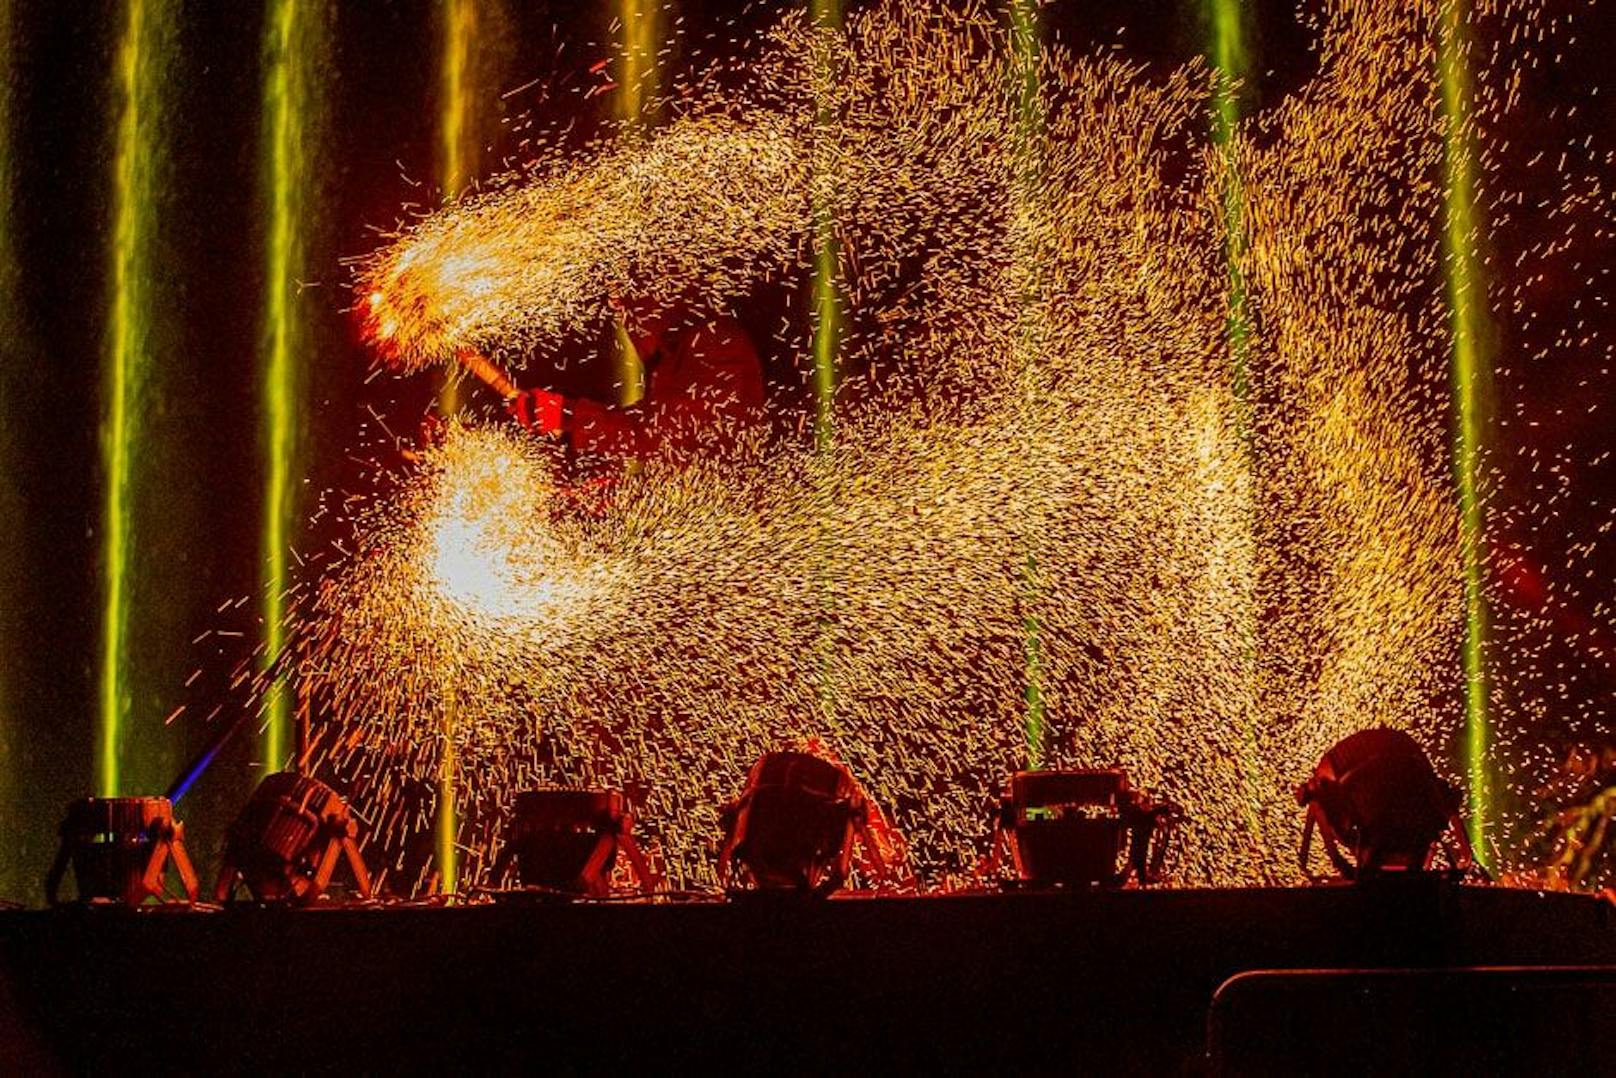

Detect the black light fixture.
xmin=1296 ymin=727 xmax=1478 ymax=879
xmin=214 ymin=772 xmax=373 ymax=904
xmin=45 ymin=796 xmax=199 ymax=907
xmin=988 ymin=769 xmax=1177 ymax=888
xmin=1292 ymin=730 xmax=1480 ymax=879
xmin=717 ymin=750 xmax=894 ymax=895
xmin=489 ymin=789 xmax=655 ymax=898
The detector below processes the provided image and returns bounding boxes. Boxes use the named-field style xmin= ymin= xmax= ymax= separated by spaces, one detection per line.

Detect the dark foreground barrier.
xmin=1208 ymin=965 xmax=1616 ymax=1076
xmin=0 ymin=881 xmax=1611 ymax=1073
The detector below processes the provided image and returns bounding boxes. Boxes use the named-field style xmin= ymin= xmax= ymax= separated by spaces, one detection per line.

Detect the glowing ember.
xmin=425 ymin=432 xmax=595 ymax=626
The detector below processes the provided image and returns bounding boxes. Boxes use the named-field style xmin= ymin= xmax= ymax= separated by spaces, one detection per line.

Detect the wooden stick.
xmin=453 ymin=346 xmax=521 ymax=401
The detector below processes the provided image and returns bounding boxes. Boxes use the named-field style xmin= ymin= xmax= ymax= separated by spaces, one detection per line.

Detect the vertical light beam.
xmin=1009 ymin=0 xmax=1045 ymax=768
xmin=434 ymin=0 xmax=485 ymax=897
xmin=259 ymin=0 xmax=325 ymax=777
xmin=435 ymin=698 xmax=457 ymax=897
xmin=810 ymin=0 xmax=841 ymax=450
xmin=1437 ymin=0 xmax=1493 ymax=860
xmin=618 ymin=0 xmax=660 ymax=136
xmin=1207 ymin=0 xmax=1252 ymax=434
xmin=615 ymin=0 xmax=662 ymax=407
xmin=808 ymin=0 xmax=843 ymax=737
xmin=101 ymin=0 xmax=171 ymax=797
xmin=1203 ymin=0 xmax=1271 ymax=871
xmin=437 ymin=0 xmax=476 ymax=418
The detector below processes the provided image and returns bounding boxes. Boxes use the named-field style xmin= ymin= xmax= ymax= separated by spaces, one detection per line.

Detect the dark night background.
xmin=0 ymin=0 xmax=1611 ymax=904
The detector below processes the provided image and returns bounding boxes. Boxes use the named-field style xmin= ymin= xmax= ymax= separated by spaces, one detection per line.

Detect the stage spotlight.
xmin=214 ymin=772 xmax=373 ymax=905
xmin=717 ymin=750 xmax=893 ymax=895
xmin=45 ymin=797 xmax=199 ymax=907
xmin=988 ymin=770 xmax=1178 ymax=888
xmin=1296 ymin=728 xmax=1478 ymax=879
xmin=489 ymin=789 xmax=655 ymax=898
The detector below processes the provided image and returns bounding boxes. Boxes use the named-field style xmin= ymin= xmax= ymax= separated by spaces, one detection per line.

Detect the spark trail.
xmin=298 ymin=0 xmax=1611 ymax=889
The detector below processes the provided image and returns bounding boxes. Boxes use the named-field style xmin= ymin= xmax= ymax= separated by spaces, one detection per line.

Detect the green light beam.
xmin=259 ymin=0 xmax=325 ymax=777
xmin=1203 ymin=0 xmax=1270 ymax=870
xmin=808 ymin=0 xmax=843 ymax=736
xmin=1008 ymin=0 xmax=1047 ymax=768
xmin=810 ymin=0 xmax=841 ymax=451
xmin=1437 ymin=0 xmax=1494 ymax=862
xmin=1206 ymin=0 xmax=1252 ymax=435
xmin=101 ymin=0 xmax=172 ymax=797
xmin=436 ymin=707 xmax=458 ymax=897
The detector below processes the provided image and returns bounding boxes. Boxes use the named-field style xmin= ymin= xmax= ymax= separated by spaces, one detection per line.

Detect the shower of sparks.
xmin=101 ymin=0 xmax=173 ymax=797
xmin=1437 ymin=0 xmax=1495 ymax=862
xmin=288 ymin=0 xmax=1616 ymax=891
xmin=359 ymin=115 xmax=802 ymax=374
xmin=259 ymin=0 xmax=325 ymax=777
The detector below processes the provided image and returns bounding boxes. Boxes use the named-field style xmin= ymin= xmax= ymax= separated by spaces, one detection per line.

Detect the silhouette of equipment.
xmin=489 ymin=789 xmax=655 ymax=898
xmin=46 ymin=796 xmax=199 ymax=907
xmin=717 ymin=751 xmax=906 ymax=895
xmin=1296 ymin=727 xmax=1480 ymax=879
xmin=215 ymin=772 xmax=373 ymax=904
xmin=988 ymin=769 xmax=1178 ymax=887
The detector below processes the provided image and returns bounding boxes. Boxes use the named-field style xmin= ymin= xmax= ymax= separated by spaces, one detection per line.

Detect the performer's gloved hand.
xmin=507 ymin=388 xmax=565 ymax=436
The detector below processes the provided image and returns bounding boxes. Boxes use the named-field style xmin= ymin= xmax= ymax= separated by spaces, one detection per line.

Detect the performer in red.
xmin=506 ymin=295 xmax=766 ymax=463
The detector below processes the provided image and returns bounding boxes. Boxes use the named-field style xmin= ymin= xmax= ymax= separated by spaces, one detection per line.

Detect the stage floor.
xmin=1 ymin=881 xmax=1612 ymax=1073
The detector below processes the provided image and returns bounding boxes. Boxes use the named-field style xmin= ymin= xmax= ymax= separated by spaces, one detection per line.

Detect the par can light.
xmin=988 ymin=770 xmax=1178 ymax=888
xmin=215 ymin=772 xmax=373 ymax=904
xmin=45 ymin=796 xmax=199 ymax=907
xmin=490 ymin=789 xmax=655 ymax=898
xmin=717 ymin=750 xmax=892 ymax=895
xmin=1296 ymin=728 xmax=1478 ymax=879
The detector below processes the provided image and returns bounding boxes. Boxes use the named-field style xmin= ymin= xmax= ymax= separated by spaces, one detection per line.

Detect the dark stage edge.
xmin=1 ymin=881 xmax=1612 ymax=1074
